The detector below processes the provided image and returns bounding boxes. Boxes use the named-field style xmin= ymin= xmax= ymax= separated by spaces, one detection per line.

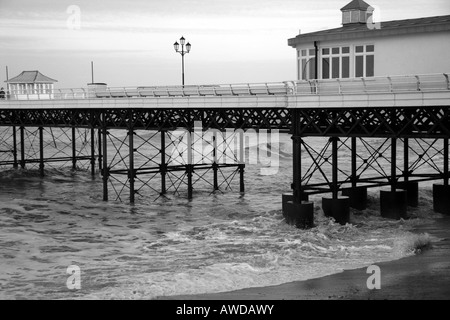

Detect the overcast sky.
xmin=1 ymin=0 xmax=449 ymax=88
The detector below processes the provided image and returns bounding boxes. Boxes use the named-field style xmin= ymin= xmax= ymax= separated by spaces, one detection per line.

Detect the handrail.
xmin=1 ymin=73 xmax=449 ymax=101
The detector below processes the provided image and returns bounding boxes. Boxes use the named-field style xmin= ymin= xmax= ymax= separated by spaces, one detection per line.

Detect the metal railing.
xmin=1 ymin=73 xmax=448 ymax=101
xmin=295 ymin=73 xmax=450 ymax=95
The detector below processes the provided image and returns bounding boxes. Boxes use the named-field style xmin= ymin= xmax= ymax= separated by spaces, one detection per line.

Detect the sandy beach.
xmin=162 ymin=216 xmax=450 ymax=300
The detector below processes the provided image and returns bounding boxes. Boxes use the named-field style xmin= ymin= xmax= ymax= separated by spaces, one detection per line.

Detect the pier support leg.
xmin=20 ymin=127 xmax=25 ymax=169
xmin=90 ymin=127 xmax=96 ymax=177
xmin=239 ymin=131 xmax=245 ymax=193
xmin=160 ymin=131 xmax=167 ymax=195
xmin=239 ymin=164 xmax=245 ymax=193
xmin=71 ymin=127 xmax=77 ymax=170
xmin=322 ymin=137 xmax=350 ymax=225
xmin=433 ymin=138 xmax=450 ymax=215
xmin=102 ymin=119 xmax=109 ymax=201
xmin=187 ymin=130 xmax=193 ymax=200
xmin=213 ymin=134 xmax=219 ymax=191
xmin=128 ymin=123 xmax=135 ymax=204
xmin=284 ymin=111 xmax=314 ymax=229
xmin=342 ymin=187 xmax=368 ymax=211
xmin=187 ymin=164 xmax=193 ymax=200
xmin=39 ymin=127 xmax=44 ymax=177
xmin=12 ymin=126 xmax=18 ymax=169
xmin=380 ymin=138 xmax=407 ymax=219
xmin=398 ymin=138 xmax=419 ymax=207
xmin=98 ymin=129 xmax=102 ymax=174
xmin=342 ymin=137 xmax=367 ymax=210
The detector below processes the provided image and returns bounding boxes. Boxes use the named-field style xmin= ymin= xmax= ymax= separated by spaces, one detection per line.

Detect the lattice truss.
xmin=103 ymin=129 xmax=243 ymax=202
xmin=299 ymin=137 xmax=447 ymax=195
xmin=0 ymin=126 xmax=97 ymax=172
xmin=0 ymin=127 xmax=15 ymax=168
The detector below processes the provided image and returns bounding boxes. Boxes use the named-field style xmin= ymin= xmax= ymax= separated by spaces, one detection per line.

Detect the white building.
xmin=288 ymin=0 xmax=450 ymax=80
xmin=5 ymin=70 xmax=58 ymax=100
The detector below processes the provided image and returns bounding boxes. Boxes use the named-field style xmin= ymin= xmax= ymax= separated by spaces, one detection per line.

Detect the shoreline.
xmin=159 ymin=215 xmax=450 ymax=300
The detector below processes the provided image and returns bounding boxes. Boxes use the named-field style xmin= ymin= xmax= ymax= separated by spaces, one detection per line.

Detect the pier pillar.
xmin=322 ymin=137 xmax=350 ymax=225
xmin=239 ymin=164 xmax=245 ymax=193
xmin=433 ymin=138 xmax=450 ymax=215
xmin=380 ymin=190 xmax=408 ymax=219
xmin=433 ymin=185 xmax=450 ymax=215
xmin=128 ymin=124 xmax=135 ymax=204
xmin=213 ymin=133 xmax=219 ymax=191
xmin=342 ymin=137 xmax=367 ymax=210
xmin=39 ymin=127 xmax=44 ymax=177
xmin=342 ymin=187 xmax=368 ymax=211
xmin=102 ymin=116 xmax=109 ymax=201
xmin=397 ymin=181 xmax=419 ymax=208
xmin=12 ymin=126 xmax=18 ymax=169
xmin=98 ymin=128 xmax=102 ymax=174
xmin=398 ymin=138 xmax=419 ymax=207
xmin=20 ymin=127 xmax=25 ymax=169
xmin=187 ymin=128 xmax=193 ymax=200
xmin=380 ymin=138 xmax=407 ymax=219
xmin=286 ymin=109 xmax=314 ymax=229
xmin=160 ymin=131 xmax=167 ymax=195
xmin=71 ymin=127 xmax=77 ymax=170
xmin=284 ymin=201 xmax=314 ymax=229
xmin=322 ymin=197 xmax=350 ymax=225
xmin=90 ymin=127 xmax=96 ymax=176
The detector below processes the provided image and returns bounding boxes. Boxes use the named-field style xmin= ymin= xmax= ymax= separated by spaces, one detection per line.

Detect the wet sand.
xmin=162 ymin=216 xmax=450 ymax=300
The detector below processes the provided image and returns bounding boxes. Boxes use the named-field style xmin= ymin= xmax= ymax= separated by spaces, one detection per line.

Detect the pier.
xmin=1 ymin=73 xmax=450 ymax=227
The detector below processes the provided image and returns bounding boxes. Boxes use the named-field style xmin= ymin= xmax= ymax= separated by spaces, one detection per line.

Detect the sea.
xmin=0 ymin=130 xmax=442 ymax=300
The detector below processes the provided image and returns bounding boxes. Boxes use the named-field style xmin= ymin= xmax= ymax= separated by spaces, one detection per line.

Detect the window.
xmin=321 ymin=46 xmax=350 ymax=79
xmin=299 ymin=48 xmax=316 ymax=80
xmin=355 ymin=44 xmax=375 ymax=77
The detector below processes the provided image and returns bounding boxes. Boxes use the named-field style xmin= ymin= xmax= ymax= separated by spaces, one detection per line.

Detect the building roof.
xmin=341 ymin=0 xmax=372 ymax=11
xmin=5 ymin=71 xmax=58 ymax=84
xmin=288 ymin=15 xmax=450 ymax=47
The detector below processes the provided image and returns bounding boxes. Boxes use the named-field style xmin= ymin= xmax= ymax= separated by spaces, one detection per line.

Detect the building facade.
xmin=5 ymin=70 xmax=58 ymax=100
xmin=288 ymin=0 xmax=450 ymax=80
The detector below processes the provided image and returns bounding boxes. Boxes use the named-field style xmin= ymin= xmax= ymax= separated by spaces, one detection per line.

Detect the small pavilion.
xmin=5 ymin=70 xmax=58 ymax=100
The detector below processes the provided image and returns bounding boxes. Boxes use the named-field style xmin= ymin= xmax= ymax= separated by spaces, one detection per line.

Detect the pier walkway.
xmin=1 ymin=73 xmax=450 ymax=227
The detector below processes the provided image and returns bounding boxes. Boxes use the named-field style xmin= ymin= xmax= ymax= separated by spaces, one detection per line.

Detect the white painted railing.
xmin=1 ymin=73 xmax=449 ymax=101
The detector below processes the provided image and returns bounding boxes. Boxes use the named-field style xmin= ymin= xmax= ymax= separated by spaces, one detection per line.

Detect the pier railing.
xmin=1 ymin=73 xmax=449 ymax=101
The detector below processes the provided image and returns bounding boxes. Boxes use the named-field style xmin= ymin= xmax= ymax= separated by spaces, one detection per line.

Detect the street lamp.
xmin=174 ymin=36 xmax=191 ymax=86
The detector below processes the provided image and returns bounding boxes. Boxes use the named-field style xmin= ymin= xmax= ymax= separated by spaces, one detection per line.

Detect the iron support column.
xmin=12 ymin=126 xmax=18 ymax=169
xmin=39 ymin=127 xmax=44 ymax=177
xmin=351 ymin=137 xmax=357 ymax=188
xmin=391 ymin=137 xmax=397 ymax=192
xmin=72 ymin=127 xmax=77 ymax=170
xmin=98 ymin=128 xmax=103 ymax=174
xmin=160 ymin=131 xmax=167 ymax=195
xmin=102 ymin=114 xmax=109 ymax=201
xmin=187 ymin=128 xmax=193 ymax=200
xmin=332 ymin=137 xmax=339 ymax=199
xmin=239 ymin=130 xmax=245 ymax=193
xmin=90 ymin=127 xmax=96 ymax=176
xmin=404 ymin=138 xmax=409 ymax=184
xmin=128 ymin=126 xmax=135 ymax=204
xmin=445 ymin=138 xmax=449 ymax=186
xmin=20 ymin=127 xmax=25 ymax=169
xmin=213 ymin=133 xmax=219 ymax=191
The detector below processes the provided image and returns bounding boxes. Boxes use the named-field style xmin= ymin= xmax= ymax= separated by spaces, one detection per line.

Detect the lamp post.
xmin=173 ymin=36 xmax=191 ymax=86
